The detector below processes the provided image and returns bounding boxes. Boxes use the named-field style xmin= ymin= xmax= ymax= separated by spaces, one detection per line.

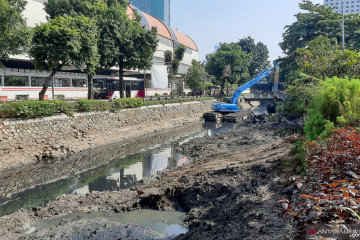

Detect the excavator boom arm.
xmin=210 ymin=62 xmax=280 ymax=113
xmin=230 ymin=67 xmax=274 ymax=104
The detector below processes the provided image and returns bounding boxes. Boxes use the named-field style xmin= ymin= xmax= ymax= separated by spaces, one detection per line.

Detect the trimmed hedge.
xmin=143 ymin=97 xmax=214 ymax=106
xmin=0 ymin=100 xmax=74 ymax=118
xmin=0 ymin=97 xmax=214 ymax=119
xmin=112 ymin=98 xmax=143 ymax=110
xmin=75 ymin=99 xmax=112 ymax=112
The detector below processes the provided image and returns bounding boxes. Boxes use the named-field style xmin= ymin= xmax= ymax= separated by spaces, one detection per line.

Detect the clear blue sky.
xmin=171 ymin=0 xmax=323 ymax=62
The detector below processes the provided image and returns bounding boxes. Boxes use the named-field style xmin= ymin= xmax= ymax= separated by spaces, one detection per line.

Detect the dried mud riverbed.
xmin=0 ymin=115 xmax=300 ymax=240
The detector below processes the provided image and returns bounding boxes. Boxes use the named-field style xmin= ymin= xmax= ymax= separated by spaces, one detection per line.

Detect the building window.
xmin=157 ymin=35 xmax=173 ymax=47
xmin=185 ymin=48 xmax=192 ymax=54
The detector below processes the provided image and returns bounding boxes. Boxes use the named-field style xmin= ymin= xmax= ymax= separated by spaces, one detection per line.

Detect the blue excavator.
xmin=203 ymin=62 xmax=280 ymax=121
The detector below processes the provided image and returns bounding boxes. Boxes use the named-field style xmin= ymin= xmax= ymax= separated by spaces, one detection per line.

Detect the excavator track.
xmin=202 ymin=112 xmax=223 ymax=122
xmin=203 ymin=111 xmax=251 ymax=123
xmin=222 ymin=112 xmax=249 ymax=123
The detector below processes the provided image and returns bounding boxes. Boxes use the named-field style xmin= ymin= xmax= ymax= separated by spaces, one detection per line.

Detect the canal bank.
xmin=0 ymin=114 xmax=301 ymax=239
xmin=0 ymin=120 xmax=235 ymax=217
xmin=0 ymin=101 xmax=213 ymax=171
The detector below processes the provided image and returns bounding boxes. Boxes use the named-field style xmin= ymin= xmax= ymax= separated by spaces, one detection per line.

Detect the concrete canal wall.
xmin=0 ymin=101 xmax=212 ymax=171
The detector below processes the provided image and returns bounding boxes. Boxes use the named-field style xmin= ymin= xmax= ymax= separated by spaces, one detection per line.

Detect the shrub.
xmin=142 ymin=97 xmax=214 ymax=107
xmin=286 ymin=128 xmax=360 ymax=234
xmin=52 ymin=100 xmax=74 ymax=116
xmin=0 ymin=97 xmax=215 ymax=118
xmin=75 ymin=99 xmax=112 ymax=112
xmin=0 ymin=100 xmax=73 ymax=118
xmin=98 ymin=101 xmax=112 ymax=111
xmin=304 ymin=77 xmax=360 ymax=140
xmin=55 ymin=94 xmax=65 ymax=100
xmin=143 ymin=100 xmax=162 ymax=106
xmin=112 ymin=98 xmax=143 ymax=110
xmin=75 ymin=99 xmax=99 ymax=112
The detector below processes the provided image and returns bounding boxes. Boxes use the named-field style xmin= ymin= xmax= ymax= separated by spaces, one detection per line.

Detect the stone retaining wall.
xmin=0 ymin=101 xmax=212 ymax=171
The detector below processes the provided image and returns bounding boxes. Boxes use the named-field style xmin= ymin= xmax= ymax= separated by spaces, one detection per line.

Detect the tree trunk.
xmin=39 ymin=70 xmax=56 ymax=101
xmin=170 ymin=68 xmax=174 ymax=95
xmin=119 ymin=59 xmax=124 ymax=98
xmin=87 ymin=73 xmax=94 ymax=100
xmin=220 ymin=82 xmax=225 ymax=97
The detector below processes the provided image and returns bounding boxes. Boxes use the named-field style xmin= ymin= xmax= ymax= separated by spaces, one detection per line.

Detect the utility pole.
xmin=342 ymin=0 xmax=345 ymax=49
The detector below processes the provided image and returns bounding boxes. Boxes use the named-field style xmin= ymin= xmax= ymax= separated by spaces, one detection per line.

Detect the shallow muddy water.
xmin=0 ymin=121 xmax=234 ymax=217
xmin=24 ymin=210 xmax=188 ymax=237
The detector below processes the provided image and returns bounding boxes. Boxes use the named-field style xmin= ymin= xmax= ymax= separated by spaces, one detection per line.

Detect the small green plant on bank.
xmin=284 ymin=139 xmax=307 ymax=174
xmin=55 ymin=94 xmax=65 ymax=100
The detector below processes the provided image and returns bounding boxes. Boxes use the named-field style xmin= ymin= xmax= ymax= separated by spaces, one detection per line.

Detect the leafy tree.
xmin=238 ymin=36 xmax=270 ymax=78
xmin=296 ymin=36 xmax=360 ymax=79
xmin=184 ymin=59 xmax=207 ymax=93
xmin=44 ymin=0 xmax=107 ymax=19
xmin=30 ymin=16 xmax=99 ymax=100
xmin=164 ymin=45 xmax=186 ymax=94
xmin=44 ymin=0 xmax=107 ymax=99
xmin=0 ymin=0 xmax=29 ymax=64
xmin=205 ymin=42 xmax=251 ymax=96
xmin=281 ymin=37 xmax=360 ymax=118
xmin=98 ymin=2 xmax=158 ymax=98
xmin=279 ymin=0 xmax=360 ymax=82
xmin=280 ymin=74 xmax=320 ymax=118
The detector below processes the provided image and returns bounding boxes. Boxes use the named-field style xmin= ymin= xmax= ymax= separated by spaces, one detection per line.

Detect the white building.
xmin=324 ymin=0 xmax=360 ymax=14
xmin=0 ymin=1 xmax=198 ymax=100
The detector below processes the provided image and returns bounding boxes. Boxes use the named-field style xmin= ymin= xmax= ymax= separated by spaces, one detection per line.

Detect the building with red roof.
xmin=0 ymin=1 xmax=199 ymax=99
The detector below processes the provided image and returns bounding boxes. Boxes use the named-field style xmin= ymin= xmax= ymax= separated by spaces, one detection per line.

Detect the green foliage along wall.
xmin=304 ymin=77 xmax=360 ymax=140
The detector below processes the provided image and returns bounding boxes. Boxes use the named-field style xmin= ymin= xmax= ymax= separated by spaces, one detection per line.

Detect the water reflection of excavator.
xmin=203 ymin=62 xmax=280 ymax=122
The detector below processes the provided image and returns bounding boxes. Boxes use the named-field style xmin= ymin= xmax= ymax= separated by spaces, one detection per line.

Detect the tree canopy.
xmin=0 ymin=0 xmax=29 ymax=63
xmin=44 ymin=0 xmax=157 ymax=99
xmin=205 ymin=43 xmax=251 ymax=96
xmin=280 ymin=37 xmax=360 ymax=119
xmin=278 ymin=0 xmax=360 ymax=82
xmin=238 ymin=37 xmax=270 ymax=78
xmin=164 ymin=45 xmax=186 ymax=93
xmin=30 ymin=15 xmax=99 ymax=100
xmin=296 ymin=36 xmax=360 ymax=79
xmin=45 ymin=0 xmax=107 ymax=19
xmin=184 ymin=59 xmax=207 ymax=92
xmin=97 ymin=3 xmax=158 ymax=98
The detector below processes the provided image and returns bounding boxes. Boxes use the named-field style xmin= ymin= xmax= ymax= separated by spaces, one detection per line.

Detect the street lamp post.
xmin=342 ymin=0 xmax=345 ymax=49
